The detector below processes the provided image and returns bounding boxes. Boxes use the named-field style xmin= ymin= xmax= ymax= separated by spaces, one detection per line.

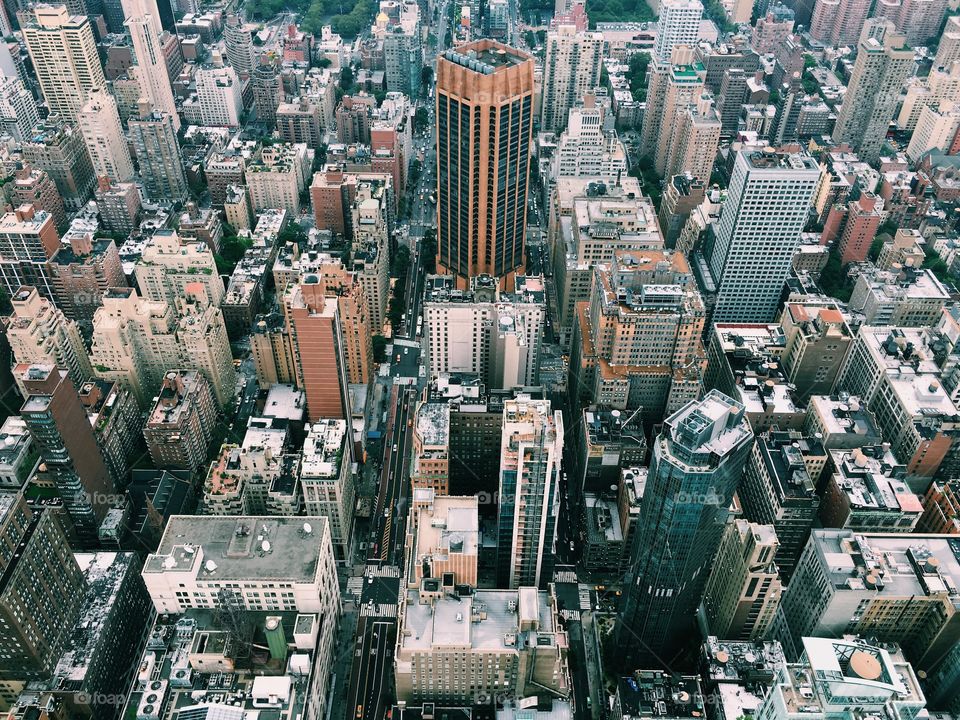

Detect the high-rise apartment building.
xmin=13 ymin=166 xmax=66 ymax=233
xmin=0 ymin=76 xmax=40 ymax=142
xmin=654 ymin=0 xmax=703 ymax=62
xmin=285 ymin=271 xmax=369 ymax=421
xmin=936 ymin=15 xmax=960 ymax=68
xmin=617 ymin=390 xmax=753 ymax=668
xmin=77 ymin=87 xmax=134 ymax=184
xmin=394 ymin=585 xmax=569 ymax=703
xmin=90 ymin=288 xmax=235 ymax=408
xmin=906 ymin=101 xmax=960 ymax=162
xmin=300 ymin=419 xmax=355 ymax=563
xmin=18 ymin=364 xmax=115 ymax=541
xmin=823 ymin=192 xmax=884 ymax=265
xmin=701 ymin=519 xmax=782 ymax=641
xmin=779 ymin=302 xmax=853 ymax=401
xmin=422 ymin=274 xmax=546 ymax=389
xmin=570 ymin=250 xmax=706 ymax=421
xmin=640 ymin=48 xmax=707 ymax=177
xmin=350 ymin=182 xmax=392 ymax=331
xmin=252 ymin=62 xmax=284 ymax=128
xmin=136 ymin=229 xmax=224 ymax=310
xmin=0 ymin=205 xmax=60 ymax=301
xmin=195 ymin=65 xmax=243 ymax=127
xmin=809 ymin=0 xmax=871 ymax=47
xmin=706 ymin=150 xmax=821 ymax=323
xmin=144 ymin=370 xmax=218 ymax=473
xmin=551 ymin=105 xmax=628 ymax=180
xmin=95 ymin=178 xmax=142 ymax=234
xmin=5 ymin=286 xmax=93 ymax=395
xmin=246 ymin=143 xmax=313 ymax=215
xmin=665 ymin=92 xmax=721 ymax=182
xmin=22 ymin=5 xmax=106 ymax=122
xmin=540 ymin=24 xmax=603 ymax=133
xmin=739 ymin=430 xmax=824 ymax=580
xmin=122 ymin=0 xmax=181 ymax=131
xmin=223 ymin=13 xmax=258 ymax=75
xmin=0 ymin=494 xmax=84 ymax=687
xmin=128 ymin=100 xmax=189 ymax=203
xmin=779 ymin=529 xmax=960 ymax=670
xmin=373 ymin=0 xmax=423 ymax=97
xmin=435 ymin=41 xmax=534 ymax=288
xmin=897 ymin=62 xmax=960 ymax=132
xmin=832 ymin=21 xmax=914 ymax=163
xmin=496 ymin=396 xmax=563 ymax=588
xmin=21 ymin=119 xmax=96 ymax=211
xmin=873 ymin=0 xmax=947 ymax=44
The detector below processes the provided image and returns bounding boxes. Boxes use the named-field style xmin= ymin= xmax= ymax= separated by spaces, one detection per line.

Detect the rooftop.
xmin=616 ymin=672 xmax=705 ymax=719
xmin=144 ymin=516 xmax=329 ymax=583
xmin=441 ymin=41 xmax=530 ymax=73
xmin=400 ymin=586 xmax=556 ymax=651
xmin=416 ymin=402 xmax=450 ymax=447
xmin=813 ymin=529 xmax=960 ymax=600
xmin=301 ymin=419 xmax=347 ymax=478
xmin=123 ymin=610 xmax=313 ymax=720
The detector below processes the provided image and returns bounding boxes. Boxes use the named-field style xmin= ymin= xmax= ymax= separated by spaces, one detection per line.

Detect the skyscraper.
xmin=128 ymin=99 xmax=189 ymax=203
xmin=809 ymin=0 xmax=871 ymax=47
xmin=18 ymin=364 xmax=115 ymax=543
xmin=540 ymin=24 xmax=603 ymax=133
xmin=832 ymin=20 xmax=914 ymax=163
xmin=122 ymin=0 xmax=181 ymax=132
xmin=654 ymin=0 xmax=703 ymax=62
xmin=706 ymin=150 xmax=821 ymax=323
xmin=0 ymin=493 xmax=85 ymax=685
xmin=435 ymin=40 xmax=534 ymax=289
xmin=616 ymin=390 xmax=753 ymax=668
xmin=78 ymin=87 xmax=135 ymax=183
xmin=21 ymin=5 xmax=106 ymax=122
xmin=496 ymin=395 xmax=563 ymax=589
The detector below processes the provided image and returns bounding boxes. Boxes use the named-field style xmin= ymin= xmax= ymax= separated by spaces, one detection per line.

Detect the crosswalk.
xmin=361 ymin=603 xmax=398 ymax=618
xmin=560 ymin=609 xmax=581 ymax=622
xmin=578 ymin=586 xmax=592 ymax=611
xmin=347 ymin=577 xmax=365 ymax=596
xmin=368 ymin=565 xmax=402 ymax=578
xmin=554 ymin=570 xmax=578 ymax=583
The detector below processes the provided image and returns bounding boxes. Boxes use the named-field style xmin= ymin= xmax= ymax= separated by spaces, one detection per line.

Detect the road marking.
xmin=360 ymin=603 xmax=398 ymax=618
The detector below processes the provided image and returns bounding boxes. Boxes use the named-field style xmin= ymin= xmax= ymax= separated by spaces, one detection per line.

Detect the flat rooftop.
xmin=144 ymin=515 xmax=328 ymax=582
xmin=813 ymin=529 xmax=960 ymax=599
xmin=442 ymin=41 xmax=529 ymax=73
xmin=401 ymin=587 xmax=554 ymax=651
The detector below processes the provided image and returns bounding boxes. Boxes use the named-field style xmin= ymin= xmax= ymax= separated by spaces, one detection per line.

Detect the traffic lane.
xmin=364 ymin=622 xmax=393 ymax=720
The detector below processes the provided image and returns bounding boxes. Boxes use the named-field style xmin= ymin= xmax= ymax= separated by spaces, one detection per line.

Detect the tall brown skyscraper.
xmin=435 ymin=40 xmax=534 ymax=289
xmin=18 ymin=364 xmax=115 ymax=544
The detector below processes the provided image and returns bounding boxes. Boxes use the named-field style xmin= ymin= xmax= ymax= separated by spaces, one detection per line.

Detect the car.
xmin=393 ymin=444 xmax=399 ymax=452
xmin=357 ymin=706 xmax=363 ymax=719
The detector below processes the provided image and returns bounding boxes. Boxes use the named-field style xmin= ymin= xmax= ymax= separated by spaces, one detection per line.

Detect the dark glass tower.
xmin=616 ymin=389 xmax=754 ymax=669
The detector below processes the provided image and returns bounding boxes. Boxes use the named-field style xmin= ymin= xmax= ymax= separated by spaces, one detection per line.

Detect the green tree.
xmin=372 ymin=334 xmax=388 ymax=362
xmin=414 ymin=107 xmax=429 ymax=132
